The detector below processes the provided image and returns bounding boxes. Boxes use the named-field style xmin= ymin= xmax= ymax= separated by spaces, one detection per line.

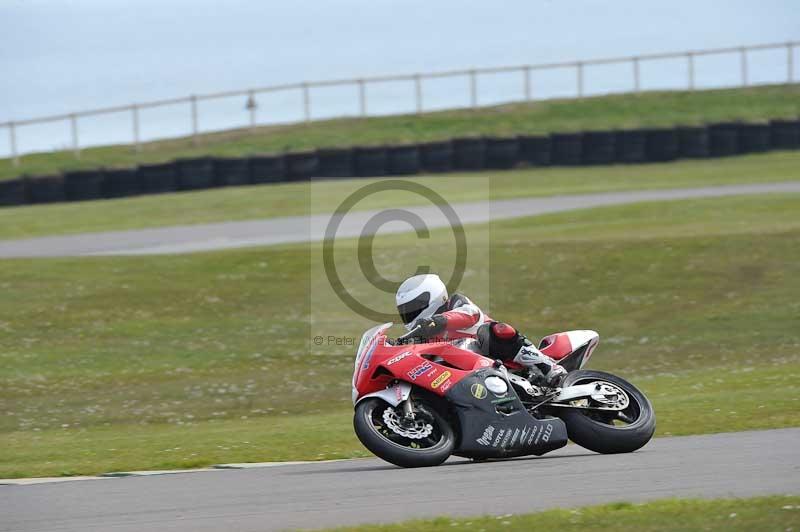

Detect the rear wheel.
xmin=353 ymin=397 xmax=455 ymax=468
xmin=555 ymin=370 xmax=655 ymax=454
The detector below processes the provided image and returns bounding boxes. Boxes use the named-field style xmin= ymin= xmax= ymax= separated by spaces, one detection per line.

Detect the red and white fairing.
xmin=539 ymin=330 xmax=600 ymax=366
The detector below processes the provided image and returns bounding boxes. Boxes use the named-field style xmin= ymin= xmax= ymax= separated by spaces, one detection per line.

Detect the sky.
xmin=0 ymin=0 xmax=797 ymax=153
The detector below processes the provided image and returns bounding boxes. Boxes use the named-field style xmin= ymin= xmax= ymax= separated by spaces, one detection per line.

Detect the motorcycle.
xmin=351 ymin=323 xmax=655 ymax=467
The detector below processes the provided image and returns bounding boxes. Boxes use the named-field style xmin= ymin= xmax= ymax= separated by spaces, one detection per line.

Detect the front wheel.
xmin=554 ymin=370 xmax=655 ymax=454
xmin=353 ymin=397 xmax=455 ymax=468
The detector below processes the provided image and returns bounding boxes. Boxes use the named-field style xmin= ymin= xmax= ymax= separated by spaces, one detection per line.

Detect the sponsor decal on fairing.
xmin=470 ymin=383 xmax=487 ymax=399
xmin=431 ymin=371 xmax=452 ymax=389
xmin=386 ymin=351 xmax=412 ymax=365
xmin=476 ymin=425 xmax=495 ymax=446
xmin=407 ymin=361 xmax=434 ymax=380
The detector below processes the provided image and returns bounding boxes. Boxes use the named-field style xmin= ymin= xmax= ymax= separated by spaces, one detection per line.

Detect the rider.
xmin=395 ymin=273 xmax=566 ymax=386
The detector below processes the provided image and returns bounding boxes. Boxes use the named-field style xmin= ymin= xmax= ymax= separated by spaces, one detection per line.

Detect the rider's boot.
xmin=513 ymin=345 xmax=567 ymax=387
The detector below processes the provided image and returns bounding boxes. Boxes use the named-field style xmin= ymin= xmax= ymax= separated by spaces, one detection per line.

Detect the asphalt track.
xmin=1 ymin=182 xmax=798 ymax=257
xmin=2 ymin=428 xmax=798 ymax=532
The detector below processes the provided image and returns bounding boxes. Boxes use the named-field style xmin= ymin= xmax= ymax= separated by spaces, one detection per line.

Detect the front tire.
xmin=353 ymin=397 xmax=455 ymax=468
xmin=556 ymin=370 xmax=655 ymax=454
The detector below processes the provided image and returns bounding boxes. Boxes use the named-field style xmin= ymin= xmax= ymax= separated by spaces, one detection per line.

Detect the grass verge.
xmin=0 ymin=150 xmax=798 ymax=240
xmin=1 ymin=193 xmax=799 ymax=477
xmin=2 ymin=84 xmax=798 ymax=181
xmin=321 ymin=496 xmax=800 ymax=531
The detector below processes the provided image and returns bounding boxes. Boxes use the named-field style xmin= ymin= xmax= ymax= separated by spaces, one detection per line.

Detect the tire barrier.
xmin=644 ymin=128 xmax=679 ymax=162
xmin=213 ymin=157 xmax=251 ymax=187
xmin=708 ymin=123 xmax=740 ymax=157
xmin=286 ymin=151 xmax=319 ymax=181
xmin=550 ymin=133 xmax=583 ymax=166
xmin=615 ymin=130 xmax=647 ymax=163
xmin=138 ymin=162 xmax=177 ymax=194
xmin=453 ymin=137 xmax=486 ymax=170
xmin=354 ymin=146 xmax=388 ymax=177
xmin=738 ymin=123 xmax=771 ymax=153
xmin=317 ymin=148 xmax=355 ymax=178
xmin=518 ymin=135 xmax=551 ymax=166
xmin=26 ymin=175 xmax=66 ymax=204
xmin=0 ymin=178 xmax=26 ymax=206
xmin=387 ymin=145 xmax=421 ymax=175
xmin=419 ymin=140 xmax=454 ymax=172
xmin=582 ymin=131 xmax=616 ymax=165
xmin=484 ymin=137 xmax=519 ymax=169
xmin=176 ymin=158 xmax=216 ymax=191
xmin=769 ymin=119 xmax=800 ymax=149
xmin=250 ymin=154 xmax=287 ymax=184
xmin=677 ymin=126 xmax=710 ymax=158
xmin=3 ymin=118 xmax=799 ymax=208
xmin=104 ymin=168 xmax=140 ymax=198
xmin=63 ymin=169 xmax=105 ymax=201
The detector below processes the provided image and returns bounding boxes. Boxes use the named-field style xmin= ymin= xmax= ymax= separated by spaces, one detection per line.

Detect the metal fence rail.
xmin=2 ymin=40 xmax=797 ymax=166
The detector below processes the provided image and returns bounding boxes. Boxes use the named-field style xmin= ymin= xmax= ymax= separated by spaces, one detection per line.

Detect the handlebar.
xmin=395 ymin=324 xmax=423 ymax=344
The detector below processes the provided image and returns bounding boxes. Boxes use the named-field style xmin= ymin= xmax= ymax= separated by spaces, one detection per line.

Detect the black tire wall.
xmin=677 ymin=126 xmax=710 ymax=158
xmin=644 ymin=128 xmax=679 ymax=162
xmin=419 ymin=141 xmax=454 ymax=172
xmin=582 ymin=131 xmax=616 ymax=165
xmin=4 ymin=118 xmax=800 ymax=209
xmin=214 ymin=157 xmax=251 ymax=186
xmin=250 ymin=155 xmax=287 ymax=184
xmin=615 ymin=130 xmax=647 ymax=163
xmin=0 ymin=178 xmax=27 ymax=206
xmin=317 ymin=148 xmax=355 ymax=178
xmin=64 ymin=170 xmax=105 ymax=201
xmin=387 ymin=145 xmax=421 ymax=175
xmin=27 ymin=175 xmax=66 ymax=204
xmin=354 ymin=147 xmax=388 ymax=177
xmin=708 ymin=123 xmax=739 ymax=157
xmin=551 ymin=133 xmax=582 ymax=165
xmin=104 ymin=168 xmax=140 ymax=198
xmin=484 ymin=137 xmax=519 ymax=169
xmin=177 ymin=158 xmax=216 ymax=190
xmin=453 ymin=137 xmax=486 ymax=170
xmin=769 ymin=119 xmax=800 ymax=149
xmin=519 ymin=135 xmax=551 ymax=166
xmin=738 ymin=123 xmax=770 ymax=153
xmin=138 ymin=162 xmax=177 ymax=194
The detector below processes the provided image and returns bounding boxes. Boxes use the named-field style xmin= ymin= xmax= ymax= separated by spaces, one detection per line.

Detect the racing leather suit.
xmin=412 ymin=293 xmax=566 ymax=385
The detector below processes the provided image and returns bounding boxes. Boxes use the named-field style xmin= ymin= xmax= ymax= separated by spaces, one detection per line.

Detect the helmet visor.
xmin=397 ymin=292 xmax=431 ymax=325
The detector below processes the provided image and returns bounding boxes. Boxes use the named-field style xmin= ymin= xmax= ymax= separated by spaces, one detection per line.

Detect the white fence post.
xmin=70 ymin=113 xmax=80 ymax=160
xmin=190 ymin=95 xmax=199 ymax=145
xmin=687 ymin=52 xmax=695 ymax=90
xmin=131 ymin=104 xmax=141 ymax=153
xmin=9 ymin=122 xmax=19 ymax=167
xmin=632 ymin=57 xmax=641 ymax=92
xmin=740 ymin=47 xmax=748 ymax=86
xmin=469 ymin=70 xmax=477 ymax=109
xmin=788 ymin=42 xmax=795 ymax=83
xmin=247 ymin=90 xmax=257 ymax=132
xmin=302 ymin=83 xmax=311 ymax=123
xmin=414 ymin=74 xmax=423 ymax=114
xmin=523 ymin=66 xmax=532 ymax=100
xmin=358 ymin=80 xmax=366 ymax=117
xmin=576 ymin=62 xmax=584 ymax=98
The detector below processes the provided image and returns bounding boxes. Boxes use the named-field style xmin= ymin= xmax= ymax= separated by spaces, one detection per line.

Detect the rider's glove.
xmin=414 ymin=315 xmax=447 ymax=338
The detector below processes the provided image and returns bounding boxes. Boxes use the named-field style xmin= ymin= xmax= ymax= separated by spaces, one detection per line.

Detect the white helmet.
xmin=395 ymin=274 xmax=448 ymax=330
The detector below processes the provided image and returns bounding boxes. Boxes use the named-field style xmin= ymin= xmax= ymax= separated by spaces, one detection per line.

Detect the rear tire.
xmin=353 ymin=397 xmax=455 ymax=468
xmin=556 ymin=370 xmax=655 ymax=454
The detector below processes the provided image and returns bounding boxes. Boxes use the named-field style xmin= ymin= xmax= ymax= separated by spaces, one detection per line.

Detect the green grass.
xmin=1 ymin=193 xmax=799 ymax=477
xmin=1 ymin=150 xmax=799 ymax=240
xmin=321 ymin=496 xmax=800 ymax=531
xmin=2 ymin=84 xmax=798 ymax=181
